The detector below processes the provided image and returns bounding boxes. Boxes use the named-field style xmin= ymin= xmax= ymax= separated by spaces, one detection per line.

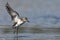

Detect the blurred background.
xmin=0 ymin=0 xmax=60 ymax=40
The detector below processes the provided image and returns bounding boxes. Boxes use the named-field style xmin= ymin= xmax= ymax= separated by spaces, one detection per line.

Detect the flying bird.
xmin=5 ymin=2 xmax=29 ymax=29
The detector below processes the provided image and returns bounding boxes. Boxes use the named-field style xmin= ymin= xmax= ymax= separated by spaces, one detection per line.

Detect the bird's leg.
xmin=16 ymin=27 xmax=18 ymax=35
xmin=12 ymin=27 xmax=16 ymax=40
xmin=13 ymin=27 xmax=16 ymax=34
xmin=13 ymin=26 xmax=19 ymax=40
xmin=16 ymin=26 xmax=19 ymax=40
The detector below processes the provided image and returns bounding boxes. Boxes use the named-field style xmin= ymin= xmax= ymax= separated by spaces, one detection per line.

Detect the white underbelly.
xmin=15 ymin=20 xmax=23 ymax=26
xmin=13 ymin=16 xmax=23 ymax=27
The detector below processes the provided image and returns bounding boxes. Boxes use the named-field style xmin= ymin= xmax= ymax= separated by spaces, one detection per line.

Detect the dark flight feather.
xmin=5 ymin=2 xmax=19 ymax=20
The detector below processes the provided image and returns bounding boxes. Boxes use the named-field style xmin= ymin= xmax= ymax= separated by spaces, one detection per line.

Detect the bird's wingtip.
xmin=5 ymin=2 xmax=9 ymax=6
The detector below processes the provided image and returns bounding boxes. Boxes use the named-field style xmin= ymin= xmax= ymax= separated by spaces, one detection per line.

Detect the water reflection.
xmin=0 ymin=26 xmax=60 ymax=40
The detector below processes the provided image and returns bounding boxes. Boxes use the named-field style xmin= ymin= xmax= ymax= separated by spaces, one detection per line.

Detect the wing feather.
xmin=5 ymin=2 xmax=19 ymax=20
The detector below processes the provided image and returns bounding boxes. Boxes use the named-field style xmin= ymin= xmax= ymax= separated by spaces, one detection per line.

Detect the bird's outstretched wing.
xmin=5 ymin=2 xmax=19 ymax=20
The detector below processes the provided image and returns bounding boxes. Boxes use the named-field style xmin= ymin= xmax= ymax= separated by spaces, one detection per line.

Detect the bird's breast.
xmin=12 ymin=16 xmax=23 ymax=27
xmin=15 ymin=20 xmax=23 ymax=27
xmin=13 ymin=17 xmax=23 ymax=26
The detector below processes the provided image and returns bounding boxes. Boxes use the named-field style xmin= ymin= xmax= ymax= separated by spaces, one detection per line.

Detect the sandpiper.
xmin=5 ymin=2 xmax=29 ymax=28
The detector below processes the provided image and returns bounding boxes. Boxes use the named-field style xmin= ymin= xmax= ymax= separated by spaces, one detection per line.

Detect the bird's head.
xmin=21 ymin=17 xmax=29 ymax=22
